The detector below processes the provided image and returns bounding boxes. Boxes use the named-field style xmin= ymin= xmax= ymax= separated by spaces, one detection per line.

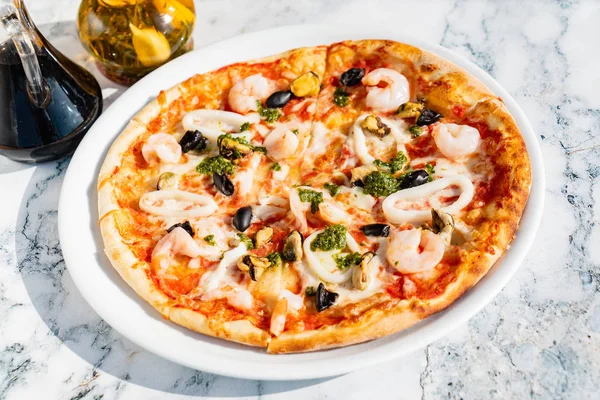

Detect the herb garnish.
xmin=409 ymin=126 xmax=422 ymax=138
xmin=240 ymin=122 xmax=251 ymax=131
xmin=237 ymin=233 xmax=254 ymax=250
xmin=311 ymin=224 xmax=347 ymax=252
xmin=426 ymin=163 xmax=435 ymax=182
xmin=373 ymin=151 xmax=408 ymax=174
xmin=267 ymin=252 xmax=283 ymax=267
xmin=256 ymin=100 xmax=281 ymax=123
xmin=333 ymin=88 xmax=350 ymax=107
xmin=362 ymin=171 xmax=401 ymax=197
xmin=334 ymin=252 xmax=362 ymax=270
xmin=196 ymin=156 xmax=235 ymax=175
xmin=203 ymin=235 xmax=216 ymax=246
xmin=271 ymin=162 xmax=282 ymax=171
xmin=298 ymin=188 xmax=324 ymax=213
xmin=323 ymin=183 xmax=340 ymax=197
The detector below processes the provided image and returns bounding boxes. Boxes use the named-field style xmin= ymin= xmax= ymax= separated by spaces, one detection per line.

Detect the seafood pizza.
xmin=97 ymin=40 xmax=531 ymax=353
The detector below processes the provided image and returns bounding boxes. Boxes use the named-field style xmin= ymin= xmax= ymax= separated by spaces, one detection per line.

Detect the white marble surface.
xmin=0 ymin=0 xmax=599 ymax=398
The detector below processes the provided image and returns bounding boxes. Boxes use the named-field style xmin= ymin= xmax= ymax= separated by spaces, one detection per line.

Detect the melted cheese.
xmin=280 ymin=289 xmax=304 ymax=311
xmin=341 ymin=187 xmax=376 ymax=211
xmin=200 ymin=243 xmax=246 ymax=292
xmin=202 ymin=287 xmax=254 ymax=311
xmin=272 ymin=163 xmax=289 ymax=180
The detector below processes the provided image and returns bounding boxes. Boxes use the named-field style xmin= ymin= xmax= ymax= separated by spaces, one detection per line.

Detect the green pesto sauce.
xmin=374 ymin=151 xmax=408 ymax=174
xmin=333 ymin=88 xmax=350 ymax=107
xmin=196 ymin=156 xmax=235 ymax=175
xmin=271 ymin=162 xmax=282 ymax=171
xmin=256 ymin=100 xmax=281 ymax=123
xmin=311 ymin=224 xmax=347 ymax=252
xmin=267 ymin=252 xmax=283 ymax=267
xmin=298 ymin=188 xmax=323 ymax=213
xmin=409 ymin=125 xmax=422 ymax=138
xmin=237 ymin=233 xmax=254 ymax=250
xmin=334 ymin=252 xmax=362 ymax=270
xmin=362 ymin=171 xmax=400 ymax=197
xmin=323 ymin=182 xmax=340 ymax=197
xmin=203 ymin=235 xmax=216 ymax=246
xmin=426 ymin=163 xmax=435 ymax=182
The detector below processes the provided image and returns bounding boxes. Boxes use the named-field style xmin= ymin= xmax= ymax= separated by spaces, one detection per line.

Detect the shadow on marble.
xmin=14 ymin=133 xmax=332 ymax=398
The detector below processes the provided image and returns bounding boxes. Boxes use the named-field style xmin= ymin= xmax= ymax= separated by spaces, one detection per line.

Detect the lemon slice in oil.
xmin=129 ymin=24 xmax=171 ymax=67
xmin=153 ymin=0 xmax=195 ymax=29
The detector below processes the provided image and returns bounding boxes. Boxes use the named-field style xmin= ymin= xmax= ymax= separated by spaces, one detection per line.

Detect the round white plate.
xmin=58 ymin=25 xmax=545 ymax=381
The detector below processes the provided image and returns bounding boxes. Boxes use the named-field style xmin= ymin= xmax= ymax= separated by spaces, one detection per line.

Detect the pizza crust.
xmin=97 ymin=40 xmax=531 ymax=353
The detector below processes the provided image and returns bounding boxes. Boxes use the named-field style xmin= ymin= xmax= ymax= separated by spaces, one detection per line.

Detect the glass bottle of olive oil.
xmin=77 ymin=0 xmax=195 ymax=85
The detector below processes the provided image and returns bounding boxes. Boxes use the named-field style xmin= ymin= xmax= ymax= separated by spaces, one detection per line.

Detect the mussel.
xmin=282 ymin=230 xmax=303 ymax=261
xmin=361 ymin=115 xmax=390 ymax=137
xmin=290 ymin=72 xmax=320 ymax=97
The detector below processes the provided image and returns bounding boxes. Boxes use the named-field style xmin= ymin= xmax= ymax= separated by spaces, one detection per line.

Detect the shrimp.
xmin=142 ymin=133 xmax=182 ymax=165
xmin=318 ymin=200 xmax=348 ymax=224
xmin=361 ymin=68 xmax=410 ymax=112
xmin=151 ymin=227 xmax=203 ymax=274
xmin=263 ymin=126 xmax=299 ymax=160
xmin=228 ymin=74 xmax=273 ymax=114
xmin=289 ymin=188 xmax=310 ymax=232
xmin=432 ymin=123 xmax=481 ymax=161
xmin=386 ymin=229 xmax=444 ymax=274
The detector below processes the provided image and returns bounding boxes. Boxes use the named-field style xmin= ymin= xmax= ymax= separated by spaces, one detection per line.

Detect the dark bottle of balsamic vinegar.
xmin=0 ymin=0 xmax=102 ymax=163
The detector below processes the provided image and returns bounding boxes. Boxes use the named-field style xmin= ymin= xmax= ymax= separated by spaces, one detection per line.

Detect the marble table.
xmin=1 ymin=0 xmax=599 ymax=398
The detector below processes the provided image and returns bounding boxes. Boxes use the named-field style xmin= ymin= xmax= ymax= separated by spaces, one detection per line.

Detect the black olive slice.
xmin=360 ymin=223 xmax=390 ymax=237
xmin=399 ymin=170 xmax=430 ymax=190
xmin=166 ymin=221 xmax=194 ymax=237
xmin=266 ymin=90 xmax=293 ymax=108
xmin=340 ymin=68 xmax=365 ymax=86
xmin=352 ymin=180 xmax=365 ymax=188
xmin=233 ymin=206 xmax=253 ymax=232
xmin=416 ymin=109 xmax=442 ymax=126
xmin=179 ymin=130 xmax=208 ymax=153
xmin=213 ymin=172 xmax=234 ymax=196
xmin=316 ymin=283 xmax=338 ymax=312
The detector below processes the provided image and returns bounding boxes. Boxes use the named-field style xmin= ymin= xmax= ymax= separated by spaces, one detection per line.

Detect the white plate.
xmin=58 ymin=25 xmax=545 ymax=381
